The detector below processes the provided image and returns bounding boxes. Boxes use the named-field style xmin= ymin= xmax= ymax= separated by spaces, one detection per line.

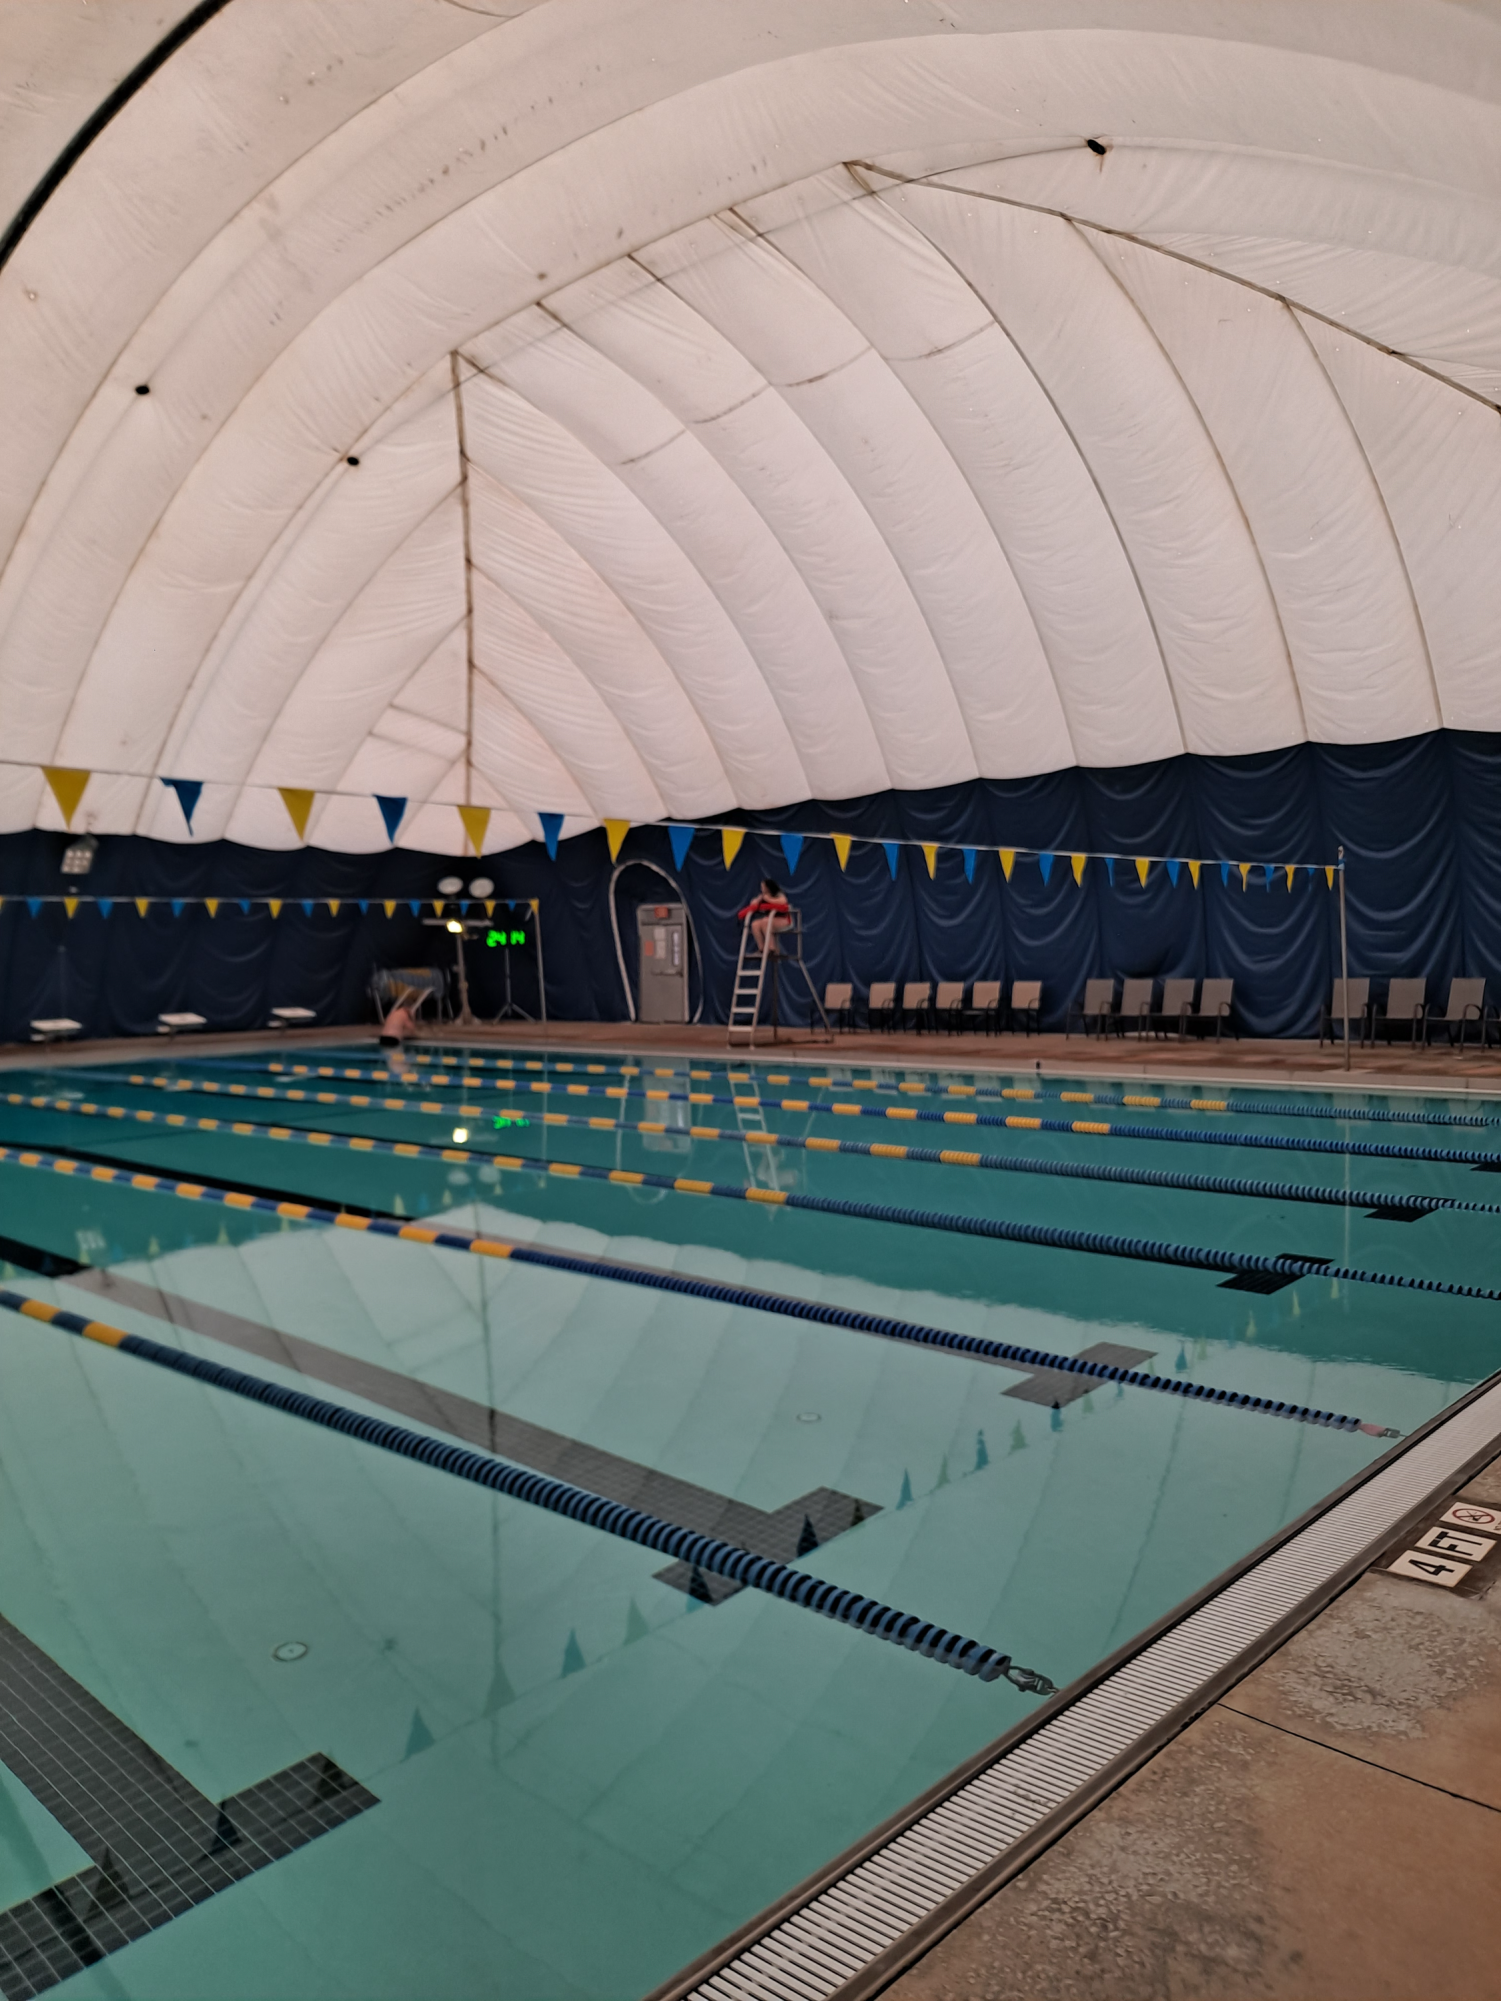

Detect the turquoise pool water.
xmin=0 ymin=1042 xmax=1492 ymax=1998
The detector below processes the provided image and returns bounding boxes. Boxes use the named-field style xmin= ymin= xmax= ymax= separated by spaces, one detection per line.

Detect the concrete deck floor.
xmin=887 ymin=1451 xmax=1501 ymax=2001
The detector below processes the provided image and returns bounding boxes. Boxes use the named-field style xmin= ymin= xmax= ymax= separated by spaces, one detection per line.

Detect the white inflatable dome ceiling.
xmin=3 ymin=0 xmax=1501 ymax=854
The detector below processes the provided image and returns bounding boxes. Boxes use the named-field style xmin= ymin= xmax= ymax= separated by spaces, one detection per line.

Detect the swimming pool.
xmin=0 ymin=1040 xmax=1493 ymax=1998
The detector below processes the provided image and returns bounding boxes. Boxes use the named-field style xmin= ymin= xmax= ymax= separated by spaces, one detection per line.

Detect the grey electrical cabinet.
xmin=637 ymin=903 xmax=688 ymax=1022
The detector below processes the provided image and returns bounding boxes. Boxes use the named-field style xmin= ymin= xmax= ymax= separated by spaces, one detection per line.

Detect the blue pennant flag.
xmin=239 ymin=899 xmax=251 ymax=914
xmin=301 ymin=899 xmax=314 ymax=916
xmin=1166 ymin=858 xmax=1181 ymax=888
xmin=160 ymin=776 xmax=202 ymax=832
xmin=538 ymin=812 xmax=564 ymax=861
xmin=408 ymin=900 xmax=421 ymax=917
xmin=1219 ymin=861 xmax=1232 ymax=887
xmin=882 ymin=841 xmax=900 ymax=879
xmin=1265 ymin=863 xmax=1275 ymax=891
xmin=668 ymin=823 xmax=694 ymax=869
xmin=170 ymin=899 xmax=185 ymax=917
xmin=25 ymin=898 xmax=40 ymax=917
xmin=357 ymin=899 xmax=369 ymax=915
xmin=97 ymin=899 xmax=112 ymax=919
xmin=1038 ymin=852 xmax=1055 ymax=885
xmin=375 ymin=795 xmax=406 ymax=843
xmin=779 ymin=831 xmax=803 ymax=877
xmin=962 ymin=847 xmax=977 ymax=884
xmin=1104 ymin=856 xmax=1116 ymax=886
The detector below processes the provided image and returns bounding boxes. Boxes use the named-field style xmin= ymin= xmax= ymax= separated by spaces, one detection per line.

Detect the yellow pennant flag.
xmin=433 ymin=900 xmax=445 ymax=918
xmin=603 ymin=818 xmax=630 ymax=862
xmin=279 ymin=788 xmax=315 ymax=841
xmin=1134 ymin=856 xmax=1150 ymax=887
xmin=722 ymin=827 xmax=746 ymax=869
xmin=458 ymin=805 xmax=491 ymax=856
xmin=1285 ymin=865 xmax=1296 ymax=890
xmin=484 ymin=900 xmax=495 ymax=917
xmin=1187 ymin=860 xmax=1202 ymax=889
xmin=268 ymin=898 xmax=283 ymax=919
xmin=999 ymin=849 xmax=1016 ymax=881
xmin=43 ymin=767 xmax=90 ymax=829
xmin=204 ymin=898 xmax=219 ymax=918
xmin=1071 ymin=853 xmax=1086 ymax=886
xmin=383 ymin=900 xmax=397 ymax=919
xmin=831 ymin=832 xmax=852 ymax=872
xmin=326 ymin=899 xmax=340 ymax=917
xmin=135 ymin=897 xmax=150 ymax=917
xmin=1325 ymin=865 xmax=1336 ymax=889
xmin=529 ymin=898 xmax=539 ymax=914
xmin=63 ymin=896 xmax=78 ymax=918
xmin=1238 ymin=862 xmax=1251 ymax=890
xmin=922 ymin=843 xmax=938 ymax=879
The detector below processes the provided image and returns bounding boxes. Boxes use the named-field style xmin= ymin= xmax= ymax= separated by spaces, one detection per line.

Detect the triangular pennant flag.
xmin=668 ymin=823 xmax=694 ymax=869
xmin=135 ymin=897 xmax=150 ymax=917
xmin=301 ymin=899 xmax=314 ymax=917
xmin=1325 ymin=865 xmax=1335 ymax=888
xmin=1264 ymin=864 xmax=1275 ymax=891
xmin=326 ymin=899 xmax=340 ymax=917
xmin=375 ymin=795 xmax=406 ymax=843
xmin=458 ymin=900 xmax=470 ymax=915
xmin=721 ymin=826 xmax=745 ymax=869
xmin=204 ymin=898 xmax=219 ymax=918
xmin=161 ymin=776 xmax=201 ymax=832
xmin=238 ymin=899 xmax=250 ymax=914
xmin=1104 ymin=856 xmax=1116 ymax=886
xmin=1285 ymin=865 xmax=1296 ymax=890
xmin=1188 ymin=860 xmax=1201 ymax=888
xmin=779 ymin=831 xmax=803 ymax=876
xmin=43 ymin=767 xmax=89 ymax=828
xmin=279 ymin=788 xmax=315 ymax=841
xmin=408 ymin=899 xmax=421 ymax=917
xmin=97 ymin=899 xmax=112 ymax=919
xmin=999 ymin=849 xmax=1016 ymax=881
xmin=383 ymin=900 xmax=396 ymax=918
xmin=1219 ymin=862 xmax=1232 ymax=888
xmin=962 ymin=847 xmax=976 ymax=883
xmin=1238 ymin=862 xmax=1251 ymax=891
xmin=1038 ymin=852 xmax=1054 ymax=885
xmin=1135 ymin=857 xmax=1150 ymax=887
xmin=357 ymin=899 xmax=368 ymax=914
xmin=63 ymin=896 xmax=78 ymax=918
xmin=484 ymin=900 xmax=495 ymax=916
xmin=603 ymin=818 xmax=629 ymax=862
xmin=883 ymin=841 xmax=900 ymax=879
xmin=170 ymin=899 xmax=185 ymax=917
xmin=832 ymin=832 xmax=852 ymax=872
xmin=538 ymin=812 xmax=564 ymax=860
xmin=432 ymin=901 xmax=445 ymax=917
xmin=1071 ymin=853 xmax=1086 ymax=886
xmin=1166 ymin=858 xmax=1181 ymax=887
xmin=25 ymin=898 xmax=40 ymax=917
xmin=458 ymin=805 xmax=491 ymax=856
xmin=267 ymin=899 xmax=282 ymax=919
xmin=921 ymin=843 xmax=938 ymax=879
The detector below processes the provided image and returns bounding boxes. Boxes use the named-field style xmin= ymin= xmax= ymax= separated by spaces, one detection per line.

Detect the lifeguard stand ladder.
xmin=726 ymin=905 xmax=831 ymax=1048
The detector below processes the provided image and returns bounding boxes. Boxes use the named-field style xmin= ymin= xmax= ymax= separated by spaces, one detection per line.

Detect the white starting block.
xmin=269 ymin=1006 xmax=318 ymax=1028
xmin=30 ymin=1018 xmax=82 ymax=1042
xmin=157 ymin=1012 xmax=207 ymax=1036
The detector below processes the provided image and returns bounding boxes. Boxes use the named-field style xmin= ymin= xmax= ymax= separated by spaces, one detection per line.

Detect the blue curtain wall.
xmin=1 ymin=732 xmax=1494 ymax=1041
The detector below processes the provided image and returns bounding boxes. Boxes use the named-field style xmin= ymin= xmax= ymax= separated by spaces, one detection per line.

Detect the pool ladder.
xmin=726 ymin=906 xmax=830 ymax=1049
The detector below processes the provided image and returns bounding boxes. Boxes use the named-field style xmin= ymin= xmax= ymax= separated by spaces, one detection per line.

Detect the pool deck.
xmin=886 ymin=1449 xmax=1501 ymax=2001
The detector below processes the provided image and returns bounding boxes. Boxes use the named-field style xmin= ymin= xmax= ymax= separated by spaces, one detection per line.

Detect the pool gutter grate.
xmin=668 ymin=1371 xmax=1501 ymax=2001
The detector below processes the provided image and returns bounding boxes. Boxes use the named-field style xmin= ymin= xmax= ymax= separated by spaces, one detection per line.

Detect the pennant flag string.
xmin=458 ymin=805 xmax=491 ymax=858
xmin=832 ymin=832 xmax=852 ymax=872
xmin=279 ymin=788 xmax=315 ymax=842
xmin=779 ymin=831 xmax=803 ymax=878
xmin=43 ymin=768 xmax=90 ymax=828
xmin=668 ymin=824 xmax=694 ymax=870
xmin=603 ymin=818 xmax=630 ymax=863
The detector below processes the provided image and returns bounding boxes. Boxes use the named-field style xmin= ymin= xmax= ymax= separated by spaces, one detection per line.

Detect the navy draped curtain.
xmin=2 ymin=732 xmax=1497 ymax=1041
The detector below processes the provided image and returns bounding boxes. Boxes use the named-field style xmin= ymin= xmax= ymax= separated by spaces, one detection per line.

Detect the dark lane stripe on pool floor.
xmin=0 ymin=1611 xmax=373 ymax=2001
xmin=66 ymin=1268 xmax=875 ymax=1600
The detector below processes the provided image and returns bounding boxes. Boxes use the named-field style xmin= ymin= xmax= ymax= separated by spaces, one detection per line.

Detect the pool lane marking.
xmin=212 ymin=1047 xmax=1489 ymax=1131
xmin=0 ymin=1134 xmax=1404 ymax=1434
xmin=0 ymin=1288 xmax=1050 ymax=1693
xmin=83 ymin=1067 xmax=1501 ymax=1176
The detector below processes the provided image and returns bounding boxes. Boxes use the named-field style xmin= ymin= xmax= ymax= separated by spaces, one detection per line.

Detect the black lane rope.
xmin=0 ymin=1136 xmax=1408 ymax=1432
xmin=0 ymin=1290 xmax=1053 ymax=1694
xmin=0 ymin=1137 xmax=1400 ymax=1436
xmin=60 ymin=1067 xmax=1501 ymax=1223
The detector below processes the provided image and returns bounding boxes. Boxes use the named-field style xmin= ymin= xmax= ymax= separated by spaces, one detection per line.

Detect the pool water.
xmin=0 ymin=1042 xmax=1492 ymax=1999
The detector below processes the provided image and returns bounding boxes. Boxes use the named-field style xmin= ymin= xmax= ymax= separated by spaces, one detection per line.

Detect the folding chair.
xmin=1008 ymin=980 xmax=1042 ymax=1034
xmin=934 ymin=982 xmax=965 ymax=1032
xmin=1319 ymin=978 xmax=1370 ymax=1048
xmin=1117 ymin=978 xmax=1154 ymax=1039
xmin=865 ymin=982 xmax=897 ymax=1031
xmin=1066 ymin=978 xmax=1116 ymax=1038
xmin=1425 ymin=977 xmax=1490 ymax=1049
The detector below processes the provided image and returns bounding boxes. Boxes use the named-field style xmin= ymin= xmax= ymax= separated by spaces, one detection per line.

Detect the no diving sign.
xmin=1384 ymin=1497 xmax=1500 ymax=1594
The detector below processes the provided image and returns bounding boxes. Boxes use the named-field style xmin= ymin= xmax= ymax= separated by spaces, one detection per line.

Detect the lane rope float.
xmin=0 ymin=1135 xmax=1405 ymax=1433
xmin=0 ymin=1289 xmax=1052 ymax=1694
xmin=62 ymin=1069 xmax=1501 ymax=1223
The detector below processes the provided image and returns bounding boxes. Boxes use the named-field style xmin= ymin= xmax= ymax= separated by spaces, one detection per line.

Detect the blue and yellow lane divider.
xmin=173 ymin=1063 xmax=1501 ymax=1172
xmin=0 ymin=1289 xmax=1052 ymax=1693
xmin=0 ymin=1146 xmax=1398 ymax=1435
xmin=67 ymin=1070 xmax=1501 ymax=1225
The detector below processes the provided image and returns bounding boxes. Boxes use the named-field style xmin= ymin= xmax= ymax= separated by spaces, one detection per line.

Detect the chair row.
xmin=1321 ymin=977 xmax=1498 ymax=1048
xmin=821 ymin=980 xmax=1044 ymax=1033
xmin=1066 ymin=978 xmax=1236 ymax=1041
